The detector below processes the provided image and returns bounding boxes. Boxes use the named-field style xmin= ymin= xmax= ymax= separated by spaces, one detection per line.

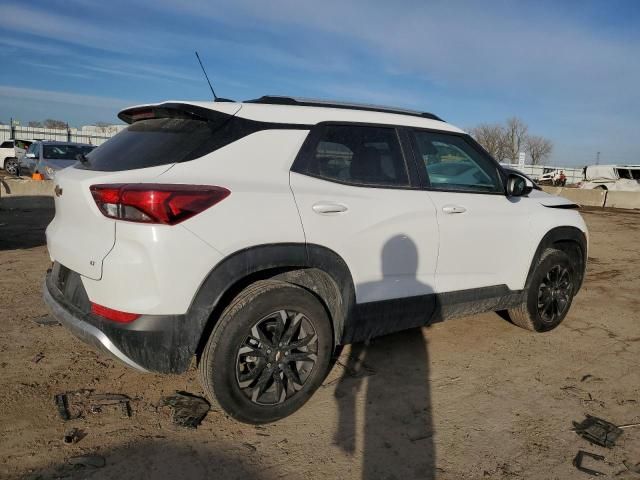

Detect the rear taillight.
xmin=89 ymin=184 xmax=230 ymax=225
xmin=91 ymin=302 xmax=140 ymax=323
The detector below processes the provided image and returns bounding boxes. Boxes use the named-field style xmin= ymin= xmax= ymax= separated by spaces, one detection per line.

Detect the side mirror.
xmin=506 ymin=173 xmax=533 ymax=197
xmin=26 ymin=152 xmax=36 ymax=158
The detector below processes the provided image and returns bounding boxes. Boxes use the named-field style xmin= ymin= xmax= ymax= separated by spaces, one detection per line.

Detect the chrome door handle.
xmin=312 ymin=202 xmax=348 ymax=214
xmin=442 ymin=205 xmax=467 ymax=214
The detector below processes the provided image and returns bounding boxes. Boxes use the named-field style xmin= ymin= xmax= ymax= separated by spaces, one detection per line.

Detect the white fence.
xmin=503 ymin=164 xmax=583 ymax=185
xmin=0 ymin=125 xmax=118 ymax=146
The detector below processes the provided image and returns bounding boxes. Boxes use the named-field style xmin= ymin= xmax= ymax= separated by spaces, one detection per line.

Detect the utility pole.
xmin=596 ymin=151 xmax=600 ymax=165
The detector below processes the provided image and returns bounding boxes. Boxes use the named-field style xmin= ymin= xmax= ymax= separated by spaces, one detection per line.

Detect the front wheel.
xmin=4 ymin=158 xmax=19 ymax=176
xmin=198 ymin=280 xmax=333 ymax=424
xmin=508 ymin=248 xmax=576 ymax=332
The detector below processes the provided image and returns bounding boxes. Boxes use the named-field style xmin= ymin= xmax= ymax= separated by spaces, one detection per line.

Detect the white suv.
xmin=44 ymin=96 xmax=588 ymax=423
xmin=1 ymin=139 xmax=32 ymax=175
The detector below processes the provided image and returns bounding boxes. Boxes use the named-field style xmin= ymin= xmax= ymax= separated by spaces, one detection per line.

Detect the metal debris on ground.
xmin=68 ymin=454 xmax=106 ymax=469
xmin=55 ymin=390 xmax=132 ymax=421
xmin=32 ymin=315 xmax=60 ymax=326
xmin=572 ymin=415 xmax=623 ymax=448
xmin=573 ymin=450 xmax=606 ymax=477
xmin=160 ymin=391 xmax=210 ymax=429
xmin=63 ymin=428 xmax=84 ymax=445
xmin=31 ymin=352 xmax=45 ymax=363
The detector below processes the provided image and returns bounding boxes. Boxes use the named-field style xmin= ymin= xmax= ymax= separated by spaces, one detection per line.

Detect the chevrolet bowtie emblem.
xmin=54 ymin=185 xmax=63 ymax=197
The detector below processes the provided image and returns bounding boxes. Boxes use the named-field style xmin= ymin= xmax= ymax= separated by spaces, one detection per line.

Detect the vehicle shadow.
xmin=334 ymin=235 xmax=435 ymax=480
xmin=23 ymin=439 xmax=267 ymax=480
xmin=0 ymin=200 xmax=53 ymax=250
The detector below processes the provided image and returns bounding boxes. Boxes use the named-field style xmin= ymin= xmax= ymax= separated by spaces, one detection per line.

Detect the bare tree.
xmin=526 ymin=135 xmax=553 ymax=165
xmin=469 ymin=123 xmax=509 ymax=162
xmin=504 ymin=117 xmax=528 ymax=163
xmin=28 ymin=121 xmax=43 ymax=127
xmin=43 ymin=119 xmax=68 ymax=130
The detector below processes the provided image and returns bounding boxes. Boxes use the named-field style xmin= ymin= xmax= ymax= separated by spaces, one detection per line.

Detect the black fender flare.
xmin=526 ymin=226 xmax=587 ymax=292
xmin=185 ymin=243 xmax=355 ymax=360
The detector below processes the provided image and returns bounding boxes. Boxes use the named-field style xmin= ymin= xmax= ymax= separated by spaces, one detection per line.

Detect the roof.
xmin=38 ymin=140 xmax=94 ymax=146
xmin=119 ymin=99 xmax=464 ymax=134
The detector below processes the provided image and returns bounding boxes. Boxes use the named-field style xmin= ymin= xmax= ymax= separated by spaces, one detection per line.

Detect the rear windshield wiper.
xmin=76 ymin=153 xmax=90 ymax=165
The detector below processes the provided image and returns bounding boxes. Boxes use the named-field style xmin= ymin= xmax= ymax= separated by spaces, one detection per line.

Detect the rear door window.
xmin=1 ymin=141 xmax=13 ymax=149
xmin=303 ymin=125 xmax=409 ymax=187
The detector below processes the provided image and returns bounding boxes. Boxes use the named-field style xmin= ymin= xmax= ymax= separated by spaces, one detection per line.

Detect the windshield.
xmin=43 ymin=144 xmax=94 ymax=160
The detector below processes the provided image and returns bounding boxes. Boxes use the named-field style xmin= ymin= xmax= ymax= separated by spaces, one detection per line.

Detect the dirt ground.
xmin=1 ymin=205 xmax=639 ymax=480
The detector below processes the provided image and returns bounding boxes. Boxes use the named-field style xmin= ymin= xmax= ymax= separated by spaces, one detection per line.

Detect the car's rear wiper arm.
xmin=76 ymin=153 xmax=90 ymax=165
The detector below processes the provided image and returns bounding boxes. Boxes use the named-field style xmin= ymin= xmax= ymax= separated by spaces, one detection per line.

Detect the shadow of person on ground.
xmin=334 ymin=235 xmax=435 ymax=480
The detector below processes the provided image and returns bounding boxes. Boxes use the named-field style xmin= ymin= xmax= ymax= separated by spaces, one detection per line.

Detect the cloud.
xmin=0 ymin=85 xmax=133 ymax=109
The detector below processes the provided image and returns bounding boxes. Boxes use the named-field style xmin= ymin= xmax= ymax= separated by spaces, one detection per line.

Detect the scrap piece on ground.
xmin=68 ymin=454 xmax=106 ymax=468
xmin=573 ymin=451 xmax=606 ymax=477
xmin=54 ymin=390 xmax=132 ymax=421
xmin=63 ymin=428 xmax=84 ymax=445
xmin=33 ymin=315 xmax=60 ymax=326
xmin=160 ymin=391 xmax=210 ymax=428
xmin=573 ymin=415 xmax=623 ymax=448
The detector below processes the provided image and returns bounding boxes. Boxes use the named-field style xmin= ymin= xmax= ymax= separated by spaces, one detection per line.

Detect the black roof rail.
xmin=245 ymin=95 xmax=444 ymax=122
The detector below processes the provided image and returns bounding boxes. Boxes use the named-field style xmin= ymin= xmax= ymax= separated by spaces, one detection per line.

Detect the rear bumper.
xmin=43 ymin=269 xmax=196 ymax=374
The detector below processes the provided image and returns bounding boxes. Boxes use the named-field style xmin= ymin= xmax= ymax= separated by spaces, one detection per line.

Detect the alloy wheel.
xmin=235 ymin=309 xmax=318 ymax=405
xmin=537 ymin=265 xmax=572 ymax=323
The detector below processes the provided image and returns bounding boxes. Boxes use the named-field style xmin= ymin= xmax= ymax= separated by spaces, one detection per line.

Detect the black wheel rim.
xmin=235 ymin=309 xmax=318 ymax=405
xmin=537 ymin=265 xmax=572 ymax=323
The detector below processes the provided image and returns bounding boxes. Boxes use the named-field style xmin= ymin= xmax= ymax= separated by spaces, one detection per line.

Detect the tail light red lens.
xmin=91 ymin=302 xmax=140 ymax=323
xmin=89 ymin=184 xmax=230 ymax=225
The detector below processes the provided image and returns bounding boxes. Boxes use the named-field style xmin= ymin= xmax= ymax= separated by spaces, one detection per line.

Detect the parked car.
xmin=579 ymin=165 xmax=640 ymax=191
xmin=0 ymin=139 xmax=33 ymax=175
xmin=43 ymin=96 xmax=588 ymax=423
xmin=20 ymin=141 xmax=95 ymax=179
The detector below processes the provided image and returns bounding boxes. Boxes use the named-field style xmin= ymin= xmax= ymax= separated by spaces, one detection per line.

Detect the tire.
xmin=4 ymin=158 xmax=18 ymax=176
xmin=508 ymin=248 xmax=576 ymax=332
xmin=198 ymin=279 xmax=333 ymax=424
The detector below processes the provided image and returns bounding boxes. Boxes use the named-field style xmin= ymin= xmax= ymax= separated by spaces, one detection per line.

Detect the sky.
xmin=0 ymin=0 xmax=638 ymax=166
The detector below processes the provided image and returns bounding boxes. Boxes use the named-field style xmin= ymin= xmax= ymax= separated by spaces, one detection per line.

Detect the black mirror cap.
xmin=506 ymin=173 xmax=533 ymax=197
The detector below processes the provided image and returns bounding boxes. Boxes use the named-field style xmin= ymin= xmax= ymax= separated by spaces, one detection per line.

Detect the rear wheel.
xmin=198 ymin=280 xmax=333 ymax=424
xmin=508 ymin=248 xmax=575 ymax=332
xmin=4 ymin=158 xmax=18 ymax=176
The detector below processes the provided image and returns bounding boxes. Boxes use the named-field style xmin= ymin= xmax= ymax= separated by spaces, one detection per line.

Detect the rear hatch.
xmin=46 ymin=101 xmax=241 ymax=280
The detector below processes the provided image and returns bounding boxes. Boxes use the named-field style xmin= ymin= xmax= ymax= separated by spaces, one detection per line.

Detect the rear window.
xmin=81 ymin=113 xmax=240 ymax=172
xmin=1 ymin=141 xmax=13 ymax=148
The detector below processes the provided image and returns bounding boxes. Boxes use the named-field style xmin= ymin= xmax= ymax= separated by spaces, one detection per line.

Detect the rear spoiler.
xmin=118 ymin=102 xmax=241 ymax=124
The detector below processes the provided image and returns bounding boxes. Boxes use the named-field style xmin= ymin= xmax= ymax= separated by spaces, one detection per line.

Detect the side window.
xmin=306 ymin=125 xmax=409 ymax=187
xmin=412 ymin=131 xmax=502 ymax=193
xmin=0 ymin=141 xmax=14 ymax=149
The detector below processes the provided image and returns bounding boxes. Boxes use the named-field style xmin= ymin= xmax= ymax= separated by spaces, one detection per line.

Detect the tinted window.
xmin=81 ymin=110 xmax=252 ymax=172
xmin=306 ymin=125 xmax=409 ymax=187
xmin=412 ymin=131 xmax=502 ymax=193
xmin=1 ymin=141 xmax=13 ymax=148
